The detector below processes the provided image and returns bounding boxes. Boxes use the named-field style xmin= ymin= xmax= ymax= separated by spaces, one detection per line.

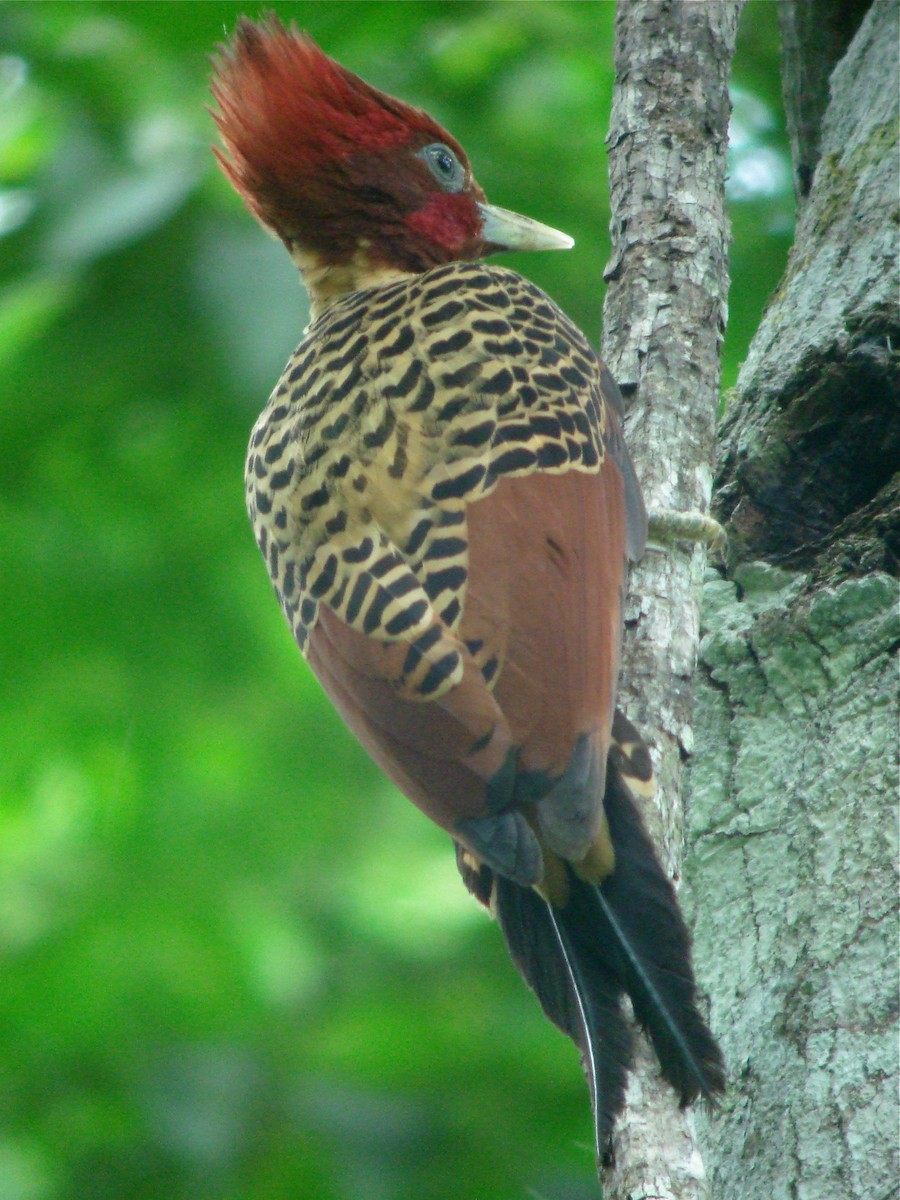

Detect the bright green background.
xmin=0 ymin=4 xmax=791 ymax=1198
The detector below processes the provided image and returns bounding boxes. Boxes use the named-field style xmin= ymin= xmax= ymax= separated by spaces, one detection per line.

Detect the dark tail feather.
xmin=480 ymin=758 xmax=725 ymax=1159
xmin=493 ymin=873 xmax=632 ymax=1159
xmin=593 ymin=763 xmax=725 ymax=1106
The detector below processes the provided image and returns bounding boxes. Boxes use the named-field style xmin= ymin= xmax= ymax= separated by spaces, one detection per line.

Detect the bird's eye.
xmin=419 ymin=143 xmax=466 ymax=193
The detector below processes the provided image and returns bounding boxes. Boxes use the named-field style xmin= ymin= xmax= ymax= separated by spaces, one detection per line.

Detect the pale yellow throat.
xmin=290 ymin=239 xmax=413 ymax=322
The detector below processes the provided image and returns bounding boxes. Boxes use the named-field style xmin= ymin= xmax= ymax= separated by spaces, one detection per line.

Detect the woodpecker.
xmin=211 ymin=17 xmax=724 ymax=1160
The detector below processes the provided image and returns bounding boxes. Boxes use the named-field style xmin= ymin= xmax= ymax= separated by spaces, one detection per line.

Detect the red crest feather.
xmin=211 ymin=17 xmax=487 ymax=273
xmin=211 ymin=17 xmax=453 ymax=234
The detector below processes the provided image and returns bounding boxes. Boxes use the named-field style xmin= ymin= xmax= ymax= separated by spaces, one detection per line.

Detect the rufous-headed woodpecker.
xmin=211 ymin=16 xmax=724 ymax=1161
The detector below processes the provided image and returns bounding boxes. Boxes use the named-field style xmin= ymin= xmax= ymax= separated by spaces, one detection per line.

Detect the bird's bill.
xmin=478 ymin=203 xmax=574 ymax=253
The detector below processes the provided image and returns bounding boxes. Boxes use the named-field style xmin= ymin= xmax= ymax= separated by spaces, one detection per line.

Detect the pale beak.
xmin=478 ymin=202 xmax=574 ymax=252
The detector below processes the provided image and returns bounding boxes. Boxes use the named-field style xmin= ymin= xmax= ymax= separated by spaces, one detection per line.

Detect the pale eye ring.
xmin=420 ymin=142 xmax=466 ymax=193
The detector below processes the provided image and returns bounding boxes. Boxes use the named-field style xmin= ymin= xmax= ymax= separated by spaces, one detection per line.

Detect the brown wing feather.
xmin=305 ymin=450 xmax=629 ymax=881
xmin=307 ymin=607 xmax=512 ymax=827
xmin=464 ymin=462 xmax=627 ymax=870
xmin=307 ymin=609 xmax=544 ymax=883
xmin=465 ymin=465 xmax=627 ymax=778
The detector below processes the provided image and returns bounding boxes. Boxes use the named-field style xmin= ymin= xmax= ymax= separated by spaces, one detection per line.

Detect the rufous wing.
xmin=305 ymin=446 xmax=632 ymax=884
xmin=463 ymin=463 xmax=628 ymax=865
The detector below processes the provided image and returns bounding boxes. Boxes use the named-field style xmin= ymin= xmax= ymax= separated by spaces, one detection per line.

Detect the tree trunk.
xmin=600 ymin=2 xmax=741 ymax=1196
xmin=687 ymin=2 xmax=899 ymax=1197
xmin=777 ymin=0 xmax=871 ymax=200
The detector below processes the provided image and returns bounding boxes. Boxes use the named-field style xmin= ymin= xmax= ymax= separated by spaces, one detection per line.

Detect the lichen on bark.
xmin=688 ymin=566 xmax=898 ymax=1199
xmin=685 ymin=3 xmax=899 ymax=1196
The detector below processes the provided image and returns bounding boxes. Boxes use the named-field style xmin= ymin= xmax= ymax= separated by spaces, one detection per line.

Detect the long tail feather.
xmin=494 ymin=874 xmax=632 ymax=1160
xmin=595 ymin=763 xmax=725 ymax=1105
xmin=466 ymin=745 xmax=725 ymax=1160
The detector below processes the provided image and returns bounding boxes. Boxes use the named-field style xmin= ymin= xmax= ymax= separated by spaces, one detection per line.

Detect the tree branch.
xmin=600 ymin=1 xmax=741 ymax=1195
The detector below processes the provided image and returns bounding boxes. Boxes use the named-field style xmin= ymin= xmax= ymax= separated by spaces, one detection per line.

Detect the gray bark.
xmin=777 ymin=0 xmax=871 ymax=200
xmin=687 ymin=2 xmax=900 ymax=1198
xmin=601 ymin=2 xmax=741 ymax=1196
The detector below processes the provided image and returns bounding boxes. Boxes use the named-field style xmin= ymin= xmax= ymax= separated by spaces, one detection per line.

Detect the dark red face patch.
xmin=406 ymin=194 xmax=484 ymax=257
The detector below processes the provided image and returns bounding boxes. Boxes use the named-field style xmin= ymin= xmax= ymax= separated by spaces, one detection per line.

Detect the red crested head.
xmin=211 ymin=17 xmax=488 ymax=274
xmin=211 ymin=18 xmax=573 ymax=306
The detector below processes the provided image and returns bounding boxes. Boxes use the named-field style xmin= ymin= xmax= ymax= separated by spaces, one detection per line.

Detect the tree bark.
xmin=687 ymin=2 xmax=899 ymax=1197
xmin=600 ymin=2 xmax=741 ymax=1196
xmin=777 ymin=0 xmax=871 ymax=201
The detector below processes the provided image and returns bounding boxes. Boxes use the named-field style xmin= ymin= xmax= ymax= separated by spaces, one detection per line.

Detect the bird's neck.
xmin=291 ymin=241 xmax=413 ymax=322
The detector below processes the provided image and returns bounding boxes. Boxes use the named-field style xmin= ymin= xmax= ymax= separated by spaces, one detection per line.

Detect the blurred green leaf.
xmin=0 ymin=272 xmax=77 ymax=368
xmin=43 ymin=156 xmax=199 ymax=263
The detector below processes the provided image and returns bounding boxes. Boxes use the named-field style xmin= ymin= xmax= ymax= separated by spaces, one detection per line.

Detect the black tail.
xmin=484 ymin=756 xmax=725 ymax=1161
xmin=490 ymin=869 xmax=633 ymax=1158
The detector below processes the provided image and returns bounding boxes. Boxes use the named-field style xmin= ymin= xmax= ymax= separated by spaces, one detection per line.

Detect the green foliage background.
xmin=0 ymin=4 xmax=791 ymax=1198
